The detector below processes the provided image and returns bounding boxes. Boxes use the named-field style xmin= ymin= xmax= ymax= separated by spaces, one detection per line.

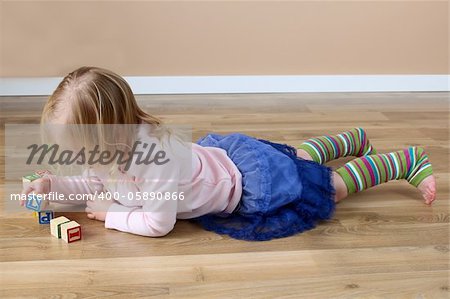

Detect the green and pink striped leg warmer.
xmin=298 ymin=127 xmax=377 ymax=164
xmin=335 ymin=146 xmax=434 ymax=194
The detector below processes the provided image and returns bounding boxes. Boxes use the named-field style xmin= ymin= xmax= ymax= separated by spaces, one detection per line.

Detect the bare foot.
xmin=417 ymin=175 xmax=436 ymax=205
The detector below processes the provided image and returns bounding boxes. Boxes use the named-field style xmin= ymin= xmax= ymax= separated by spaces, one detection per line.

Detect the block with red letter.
xmin=60 ymin=221 xmax=82 ymax=243
xmin=35 ymin=170 xmax=52 ymax=177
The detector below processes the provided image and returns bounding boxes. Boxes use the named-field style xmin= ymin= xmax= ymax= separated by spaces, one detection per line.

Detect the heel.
xmin=406 ymin=146 xmax=433 ymax=187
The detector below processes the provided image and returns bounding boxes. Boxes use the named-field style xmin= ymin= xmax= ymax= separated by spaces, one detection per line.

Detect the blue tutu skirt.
xmin=190 ymin=133 xmax=336 ymax=241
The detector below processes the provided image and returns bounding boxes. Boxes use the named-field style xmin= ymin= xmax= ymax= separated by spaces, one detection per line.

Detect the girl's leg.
xmin=297 ymin=148 xmax=314 ymax=161
xmin=297 ymin=127 xmax=377 ymax=164
xmin=333 ymin=146 xmax=436 ymax=204
xmin=332 ymin=171 xmax=349 ymax=202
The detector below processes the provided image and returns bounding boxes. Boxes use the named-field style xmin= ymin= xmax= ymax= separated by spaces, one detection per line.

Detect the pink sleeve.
xmin=104 ymin=175 xmax=179 ymax=237
xmin=104 ymin=138 xmax=181 ymax=237
xmin=46 ymin=174 xmax=104 ymax=205
xmin=104 ymin=202 xmax=177 ymax=237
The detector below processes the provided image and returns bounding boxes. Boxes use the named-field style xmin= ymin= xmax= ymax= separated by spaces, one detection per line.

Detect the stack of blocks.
xmin=22 ymin=170 xmax=53 ymax=224
xmin=22 ymin=171 xmax=82 ymax=243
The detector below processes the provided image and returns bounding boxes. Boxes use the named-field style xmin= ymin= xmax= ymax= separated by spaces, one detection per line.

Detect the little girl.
xmin=23 ymin=66 xmax=437 ymax=241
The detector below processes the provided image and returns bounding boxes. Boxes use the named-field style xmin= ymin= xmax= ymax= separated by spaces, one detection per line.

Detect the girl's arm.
xmin=46 ymin=174 xmax=104 ymax=204
xmin=103 ymin=150 xmax=182 ymax=237
xmin=98 ymin=132 xmax=190 ymax=237
xmin=104 ymin=198 xmax=178 ymax=237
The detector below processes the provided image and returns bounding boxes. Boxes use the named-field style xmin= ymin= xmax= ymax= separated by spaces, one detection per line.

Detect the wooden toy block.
xmin=38 ymin=210 xmax=54 ymax=224
xmin=22 ymin=170 xmax=51 ymax=183
xmin=23 ymin=172 xmax=48 ymax=212
xmin=60 ymin=221 xmax=82 ymax=243
xmin=25 ymin=194 xmax=49 ymax=212
xmin=22 ymin=173 xmax=42 ymax=183
xmin=32 ymin=211 xmax=38 ymax=219
xmin=35 ymin=170 xmax=52 ymax=177
xmin=25 ymin=194 xmax=41 ymax=211
xmin=50 ymin=216 xmax=70 ymax=238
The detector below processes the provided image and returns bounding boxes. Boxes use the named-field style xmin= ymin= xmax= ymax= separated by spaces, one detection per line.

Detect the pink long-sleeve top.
xmin=46 ymin=128 xmax=243 ymax=237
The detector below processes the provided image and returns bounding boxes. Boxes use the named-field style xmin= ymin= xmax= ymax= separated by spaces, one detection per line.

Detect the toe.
xmin=426 ymin=190 xmax=436 ymax=205
xmin=418 ymin=175 xmax=436 ymax=205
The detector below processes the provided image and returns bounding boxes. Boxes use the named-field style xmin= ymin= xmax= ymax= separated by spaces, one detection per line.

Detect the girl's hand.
xmin=20 ymin=177 xmax=51 ymax=206
xmin=85 ymin=195 xmax=114 ymax=222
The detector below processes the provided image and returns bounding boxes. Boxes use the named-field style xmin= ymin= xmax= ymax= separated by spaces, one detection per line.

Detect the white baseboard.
xmin=0 ymin=75 xmax=448 ymax=96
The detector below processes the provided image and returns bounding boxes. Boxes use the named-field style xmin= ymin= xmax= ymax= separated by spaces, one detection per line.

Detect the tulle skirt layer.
xmin=190 ymin=133 xmax=336 ymax=241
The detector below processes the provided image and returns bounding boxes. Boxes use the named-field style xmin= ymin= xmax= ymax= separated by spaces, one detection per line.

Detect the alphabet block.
xmin=50 ymin=216 xmax=70 ymax=238
xmin=22 ymin=171 xmax=50 ymax=212
xmin=25 ymin=194 xmax=49 ymax=212
xmin=22 ymin=173 xmax=42 ymax=183
xmin=38 ymin=210 xmax=54 ymax=224
xmin=60 ymin=221 xmax=82 ymax=243
xmin=35 ymin=170 xmax=52 ymax=177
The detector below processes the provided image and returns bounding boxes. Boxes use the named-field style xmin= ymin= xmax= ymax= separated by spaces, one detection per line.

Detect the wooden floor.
xmin=0 ymin=92 xmax=449 ymax=298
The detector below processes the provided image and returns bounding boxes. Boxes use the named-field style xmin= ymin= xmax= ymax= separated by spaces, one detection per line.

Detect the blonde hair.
xmin=40 ymin=66 xmax=186 ymax=186
xmin=42 ymin=66 xmax=162 ymax=126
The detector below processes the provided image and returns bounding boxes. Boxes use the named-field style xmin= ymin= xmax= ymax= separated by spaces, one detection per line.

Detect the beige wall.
xmin=1 ymin=1 xmax=448 ymax=77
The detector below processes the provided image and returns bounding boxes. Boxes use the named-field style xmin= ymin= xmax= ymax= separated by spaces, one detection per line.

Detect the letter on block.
xmin=60 ymin=221 xmax=82 ymax=243
xmin=38 ymin=210 xmax=54 ymax=224
xmin=22 ymin=173 xmax=42 ymax=183
xmin=35 ymin=170 xmax=52 ymax=177
xmin=25 ymin=194 xmax=49 ymax=212
xmin=50 ymin=216 xmax=70 ymax=238
xmin=22 ymin=171 xmax=51 ymax=212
